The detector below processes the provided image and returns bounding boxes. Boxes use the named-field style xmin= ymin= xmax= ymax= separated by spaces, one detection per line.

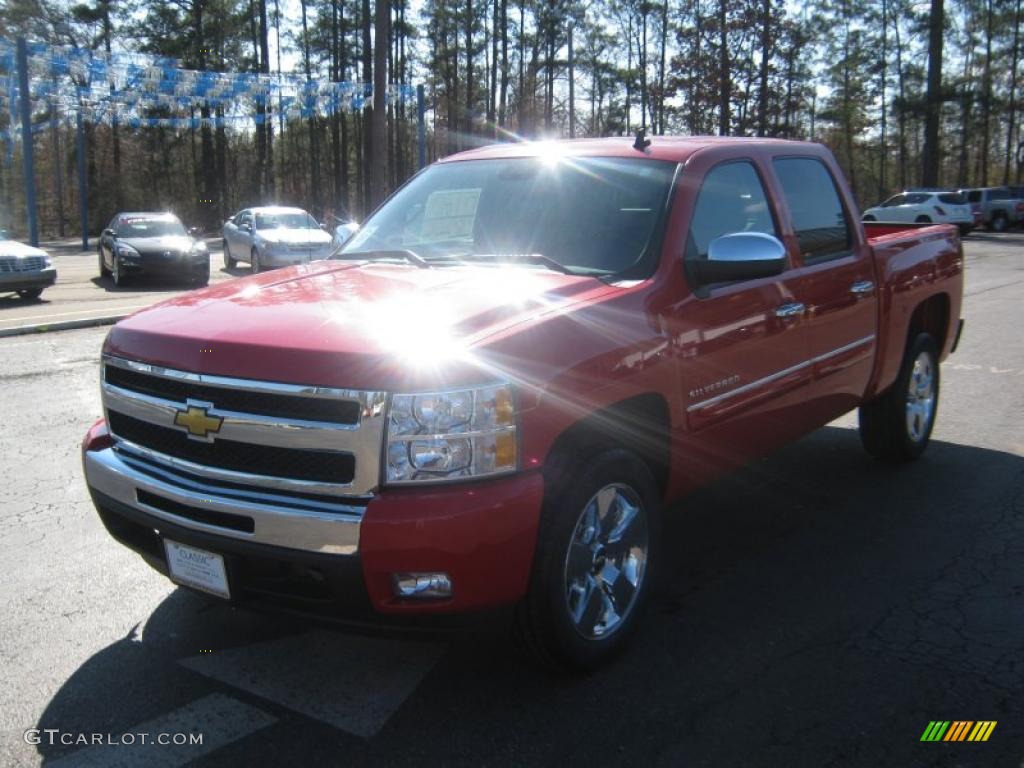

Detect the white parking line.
xmin=179 ymin=630 xmax=446 ymax=738
xmin=0 ymin=304 xmax=151 ymax=323
xmin=47 ymin=693 xmax=276 ymax=768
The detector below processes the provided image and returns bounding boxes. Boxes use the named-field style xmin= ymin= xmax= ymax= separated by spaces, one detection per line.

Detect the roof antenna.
xmin=633 ymin=127 xmax=651 ymax=151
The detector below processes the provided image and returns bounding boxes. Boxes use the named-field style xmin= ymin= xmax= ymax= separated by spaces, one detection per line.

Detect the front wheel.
xmin=111 ymin=256 xmax=125 ymax=287
xmin=859 ymin=333 xmax=940 ymax=462
xmin=98 ymin=250 xmax=110 ymax=277
xmin=915 ymin=215 xmax=932 ymax=223
xmin=515 ymin=448 xmax=660 ymax=671
xmin=17 ymin=287 xmax=43 ymax=301
xmin=863 ymin=215 xmax=876 ymax=222
xmin=251 ymin=248 xmax=262 ymax=274
xmin=223 ymin=240 xmax=236 ymax=269
xmin=990 ymin=212 xmax=1008 ymax=232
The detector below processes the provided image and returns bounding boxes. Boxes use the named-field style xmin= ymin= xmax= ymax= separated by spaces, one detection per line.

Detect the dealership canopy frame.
xmin=1 ymin=37 xmax=426 ymax=248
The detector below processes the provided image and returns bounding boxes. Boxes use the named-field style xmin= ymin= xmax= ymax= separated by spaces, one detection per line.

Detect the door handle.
xmin=775 ymin=302 xmax=806 ymax=319
xmin=850 ymin=280 xmax=875 ymax=296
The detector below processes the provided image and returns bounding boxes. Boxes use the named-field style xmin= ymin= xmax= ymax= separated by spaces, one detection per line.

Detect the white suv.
xmin=863 ymin=191 xmax=974 ymax=235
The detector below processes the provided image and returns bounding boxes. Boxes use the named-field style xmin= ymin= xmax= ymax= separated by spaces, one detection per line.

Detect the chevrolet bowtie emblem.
xmin=173 ymin=402 xmax=223 ymax=440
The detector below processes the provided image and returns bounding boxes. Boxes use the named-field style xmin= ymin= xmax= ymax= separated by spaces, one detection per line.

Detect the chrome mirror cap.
xmin=707 ymin=231 xmax=787 ymax=262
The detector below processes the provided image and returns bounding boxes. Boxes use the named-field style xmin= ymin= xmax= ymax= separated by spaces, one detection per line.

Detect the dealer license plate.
xmin=163 ymin=539 xmax=230 ymax=599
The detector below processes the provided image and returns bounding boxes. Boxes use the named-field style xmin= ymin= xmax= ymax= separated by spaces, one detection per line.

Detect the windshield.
xmin=339 ymin=156 xmax=676 ymax=275
xmin=118 ymin=217 xmax=186 ymax=238
xmin=255 ymin=211 xmax=318 ymax=230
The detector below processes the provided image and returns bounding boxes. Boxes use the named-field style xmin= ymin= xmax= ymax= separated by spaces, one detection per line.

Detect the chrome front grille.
xmin=101 ymin=355 xmax=387 ymax=500
xmin=0 ymin=256 xmax=46 ymax=272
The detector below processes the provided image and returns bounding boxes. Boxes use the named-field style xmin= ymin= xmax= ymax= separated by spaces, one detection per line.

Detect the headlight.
xmin=116 ymin=243 xmax=140 ymax=258
xmin=192 ymin=240 xmax=208 ymax=253
xmin=386 ymin=384 xmax=517 ymax=484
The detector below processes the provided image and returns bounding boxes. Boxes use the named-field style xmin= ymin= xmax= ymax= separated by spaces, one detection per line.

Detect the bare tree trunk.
xmin=757 ymin=0 xmax=770 ymax=136
xmin=921 ymin=0 xmax=944 ymax=187
xmin=658 ymin=0 xmax=668 ymax=133
xmin=361 ymin=0 xmax=372 ymax=213
xmin=718 ymin=0 xmax=730 ymax=135
xmin=1003 ymin=0 xmax=1020 ymax=184
xmin=879 ymin=0 xmax=887 ymax=198
xmin=499 ymin=0 xmax=508 ymax=127
xmin=979 ymin=0 xmax=993 ymax=185
xmin=371 ymin=0 xmax=389 ymax=206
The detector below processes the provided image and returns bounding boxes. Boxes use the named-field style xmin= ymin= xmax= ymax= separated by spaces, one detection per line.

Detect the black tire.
xmin=515 ymin=447 xmax=661 ymax=672
xmin=111 ymin=256 xmax=126 ymax=287
xmin=98 ymin=250 xmax=110 ymax=277
xmin=223 ymin=240 xmax=236 ymax=269
xmin=191 ymin=269 xmax=210 ymax=287
xmin=990 ymin=212 xmax=1008 ymax=232
xmin=859 ymin=333 xmax=940 ymax=462
xmin=863 ymin=215 xmax=876 ymax=222
xmin=251 ymin=248 xmax=262 ymax=274
xmin=915 ymin=215 xmax=932 ymax=223
xmin=17 ymin=287 xmax=43 ymax=300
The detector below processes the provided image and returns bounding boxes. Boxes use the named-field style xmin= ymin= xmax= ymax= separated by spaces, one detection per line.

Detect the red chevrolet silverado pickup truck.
xmin=83 ymin=137 xmax=964 ymax=669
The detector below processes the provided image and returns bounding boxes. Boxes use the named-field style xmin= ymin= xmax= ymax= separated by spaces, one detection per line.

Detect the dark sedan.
xmin=99 ymin=212 xmax=209 ymax=286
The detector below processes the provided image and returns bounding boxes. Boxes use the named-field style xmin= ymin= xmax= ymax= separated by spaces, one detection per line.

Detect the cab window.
xmin=684 ymin=161 xmax=777 ymax=262
xmin=773 ymin=157 xmax=852 ymax=263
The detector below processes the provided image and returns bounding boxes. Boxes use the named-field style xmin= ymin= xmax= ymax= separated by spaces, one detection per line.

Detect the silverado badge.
xmin=173 ymin=402 xmax=223 ymax=441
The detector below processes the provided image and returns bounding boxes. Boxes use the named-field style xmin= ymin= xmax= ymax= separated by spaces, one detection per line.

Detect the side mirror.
xmin=240 ymin=222 xmax=251 ymax=233
xmin=334 ymin=222 xmax=360 ymax=246
xmin=690 ymin=232 xmax=787 ymax=285
xmin=103 ymin=228 xmax=116 ymax=238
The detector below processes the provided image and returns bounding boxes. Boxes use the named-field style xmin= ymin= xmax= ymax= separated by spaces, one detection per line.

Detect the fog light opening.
xmin=393 ymin=572 xmax=453 ymax=599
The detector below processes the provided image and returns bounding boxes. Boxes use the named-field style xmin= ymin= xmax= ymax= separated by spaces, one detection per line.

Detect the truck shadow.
xmin=31 ymin=426 xmax=1024 ymax=764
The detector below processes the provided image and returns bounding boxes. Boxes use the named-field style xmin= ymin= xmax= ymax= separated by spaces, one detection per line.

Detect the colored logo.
xmin=173 ymin=402 xmax=223 ymax=441
xmin=920 ymin=721 xmax=996 ymax=742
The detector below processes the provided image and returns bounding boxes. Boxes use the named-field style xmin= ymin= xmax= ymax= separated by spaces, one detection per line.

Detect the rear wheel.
xmin=515 ymin=448 xmax=660 ymax=671
xmin=16 ymin=287 xmax=43 ymax=301
xmin=990 ymin=212 xmax=1008 ymax=232
xmin=859 ymin=333 xmax=940 ymax=462
xmin=223 ymin=240 xmax=236 ymax=269
xmin=915 ymin=215 xmax=932 ymax=223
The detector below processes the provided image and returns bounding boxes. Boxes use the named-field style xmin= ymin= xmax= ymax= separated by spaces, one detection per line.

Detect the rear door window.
xmin=938 ymin=193 xmax=966 ymax=205
xmin=773 ymin=157 xmax=853 ymax=263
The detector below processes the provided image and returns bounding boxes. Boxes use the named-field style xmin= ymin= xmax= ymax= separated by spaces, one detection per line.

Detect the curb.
xmin=0 ymin=313 xmax=125 ymax=339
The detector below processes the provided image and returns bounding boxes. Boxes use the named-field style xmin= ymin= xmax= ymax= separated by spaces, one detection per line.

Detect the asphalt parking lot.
xmin=0 ymin=232 xmax=1022 ymax=767
xmin=0 ymin=237 xmax=243 ymax=335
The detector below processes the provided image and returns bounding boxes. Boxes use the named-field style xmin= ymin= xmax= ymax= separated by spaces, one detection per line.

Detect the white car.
xmin=862 ymin=191 xmax=974 ymax=235
xmin=222 ymin=206 xmax=334 ymax=273
xmin=0 ymin=231 xmax=56 ymax=300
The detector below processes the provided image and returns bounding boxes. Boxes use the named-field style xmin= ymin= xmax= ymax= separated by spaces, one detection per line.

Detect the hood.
xmin=104 ymin=259 xmax=618 ymax=391
xmin=120 ymin=235 xmax=195 ymax=252
xmin=0 ymin=240 xmax=48 ymax=258
xmin=257 ymin=228 xmax=332 ymax=245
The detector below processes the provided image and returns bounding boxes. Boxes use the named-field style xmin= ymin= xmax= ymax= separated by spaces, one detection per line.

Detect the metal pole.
xmin=16 ymin=37 xmax=39 ymax=246
xmin=77 ymin=109 xmax=88 ymax=251
xmin=417 ymin=84 xmax=426 ymax=169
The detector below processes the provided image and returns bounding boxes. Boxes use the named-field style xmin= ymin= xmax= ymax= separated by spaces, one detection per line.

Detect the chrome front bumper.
xmin=84 ymin=444 xmax=362 ymax=555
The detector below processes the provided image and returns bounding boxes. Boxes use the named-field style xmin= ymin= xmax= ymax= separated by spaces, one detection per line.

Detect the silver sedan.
xmin=222 ymin=206 xmax=335 ymax=273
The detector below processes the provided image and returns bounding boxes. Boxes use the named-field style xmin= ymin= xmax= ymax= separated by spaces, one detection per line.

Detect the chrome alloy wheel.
xmin=563 ymin=483 xmax=649 ymax=639
xmin=906 ymin=351 xmax=936 ymax=443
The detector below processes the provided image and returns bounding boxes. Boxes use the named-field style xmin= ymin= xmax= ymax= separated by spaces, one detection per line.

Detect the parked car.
xmin=222 ymin=206 xmax=334 ymax=272
xmin=84 ymin=137 xmax=964 ymax=671
xmin=862 ymin=191 xmax=974 ymax=235
xmin=98 ymin=212 xmax=209 ymax=287
xmin=0 ymin=230 xmax=56 ymax=300
xmin=957 ymin=187 xmax=1024 ymax=231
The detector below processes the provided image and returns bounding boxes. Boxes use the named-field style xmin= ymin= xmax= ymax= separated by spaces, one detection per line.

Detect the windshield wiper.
xmin=331 ymin=248 xmax=431 ymax=269
xmin=452 ymin=252 xmax=576 ymax=275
